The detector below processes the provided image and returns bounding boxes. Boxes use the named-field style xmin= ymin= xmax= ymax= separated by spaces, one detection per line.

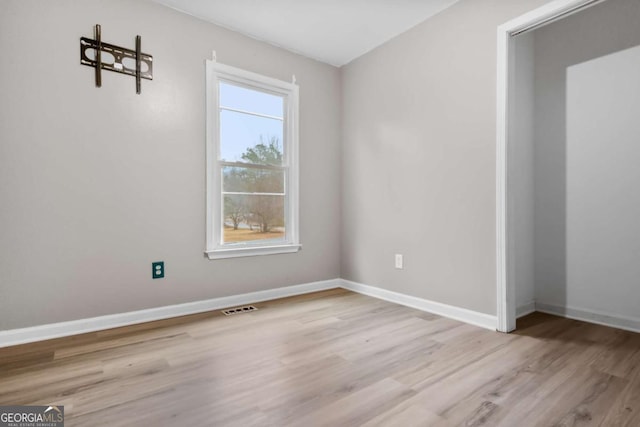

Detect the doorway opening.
xmin=496 ymin=0 xmax=606 ymax=332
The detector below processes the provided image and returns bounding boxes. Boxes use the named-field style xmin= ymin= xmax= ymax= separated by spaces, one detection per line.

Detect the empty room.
xmin=1 ymin=0 xmax=639 ymax=425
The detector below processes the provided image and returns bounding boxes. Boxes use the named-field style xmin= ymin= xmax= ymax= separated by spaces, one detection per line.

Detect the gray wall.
xmin=533 ymin=0 xmax=640 ymax=319
xmin=8 ymin=0 xmax=636 ymax=332
xmin=0 ymin=0 xmax=342 ymax=330
xmin=341 ymin=0 xmax=550 ymax=315
xmin=509 ymin=33 xmax=536 ymax=313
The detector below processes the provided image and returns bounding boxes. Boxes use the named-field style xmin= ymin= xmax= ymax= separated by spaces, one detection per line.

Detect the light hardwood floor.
xmin=1 ymin=289 xmax=639 ymax=426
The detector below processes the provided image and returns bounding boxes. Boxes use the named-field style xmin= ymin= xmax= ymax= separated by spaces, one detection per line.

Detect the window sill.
xmin=205 ymin=244 xmax=302 ymax=260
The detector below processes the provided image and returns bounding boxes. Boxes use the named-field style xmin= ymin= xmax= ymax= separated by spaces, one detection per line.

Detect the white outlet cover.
xmin=395 ymin=254 xmax=403 ymax=269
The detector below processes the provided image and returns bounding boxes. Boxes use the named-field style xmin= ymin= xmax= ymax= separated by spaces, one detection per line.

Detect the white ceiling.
xmin=153 ymin=0 xmax=460 ymax=67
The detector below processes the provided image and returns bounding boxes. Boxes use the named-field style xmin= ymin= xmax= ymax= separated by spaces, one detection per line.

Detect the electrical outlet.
xmin=395 ymin=254 xmax=403 ymax=269
xmin=152 ymin=261 xmax=164 ymax=279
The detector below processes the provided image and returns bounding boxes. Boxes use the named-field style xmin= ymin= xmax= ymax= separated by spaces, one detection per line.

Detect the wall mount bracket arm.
xmin=80 ymin=24 xmax=153 ymax=94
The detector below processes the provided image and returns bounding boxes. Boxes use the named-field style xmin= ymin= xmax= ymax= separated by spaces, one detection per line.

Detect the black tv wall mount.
xmin=80 ymin=24 xmax=153 ymax=94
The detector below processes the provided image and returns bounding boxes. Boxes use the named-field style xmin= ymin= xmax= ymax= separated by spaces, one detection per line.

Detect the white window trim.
xmin=205 ymin=61 xmax=300 ymax=260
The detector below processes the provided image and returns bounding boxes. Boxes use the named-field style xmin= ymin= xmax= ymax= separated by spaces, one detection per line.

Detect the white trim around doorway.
xmin=495 ymin=0 xmax=606 ymax=332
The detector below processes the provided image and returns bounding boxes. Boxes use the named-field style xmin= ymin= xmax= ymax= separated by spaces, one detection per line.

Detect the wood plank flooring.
xmin=1 ymin=288 xmax=639 ymax=426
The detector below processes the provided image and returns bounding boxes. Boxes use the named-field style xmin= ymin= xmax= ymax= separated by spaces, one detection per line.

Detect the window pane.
xmin=222 ymin=166 xmax=285 ymax=194
xmin=223 ymin=194 xmax=285 ymax=244
xmin=220 ymin=109 xmax=284 ymax=165
xmin=220 ymin=82 xmax=283 ymax=118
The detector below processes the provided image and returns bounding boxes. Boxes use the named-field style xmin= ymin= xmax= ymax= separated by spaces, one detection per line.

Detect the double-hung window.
xmin=205 ymin=61 xmax=300 ymax=259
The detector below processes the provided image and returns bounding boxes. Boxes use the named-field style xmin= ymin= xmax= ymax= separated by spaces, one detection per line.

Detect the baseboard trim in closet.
xmin=535 ymin=301 xmax=640 ymax=334
xmin=516 ymin=301 xmax=536 ymax=319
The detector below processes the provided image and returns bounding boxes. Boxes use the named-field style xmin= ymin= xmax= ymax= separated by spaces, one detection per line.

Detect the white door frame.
xmin=495 ymin=0 xmax=605 ymax=332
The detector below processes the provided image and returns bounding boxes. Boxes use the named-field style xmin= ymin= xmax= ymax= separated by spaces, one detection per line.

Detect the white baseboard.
xmin=535 ymin=301 xmax=640 ymax=334
xmin=0 ymin=279 xmax=341 ymax=348
xmin=340 ymin=279 xmax=497 ymax=330
xmin=516 ymin=301 xmax=536 ymax=319
xmin=0 ymin=277 xmax=503 ymax=348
